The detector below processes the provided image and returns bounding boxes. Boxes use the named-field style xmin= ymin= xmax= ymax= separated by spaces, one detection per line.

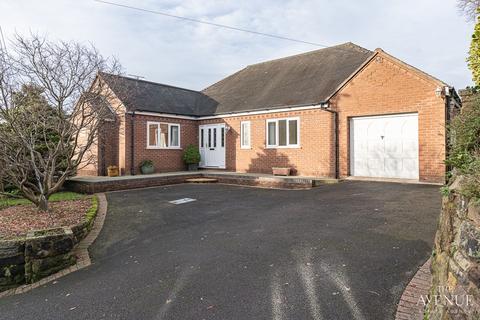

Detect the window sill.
xmin=146 ymin=147 xmax=182 ymax=150
xmin=265 ymin=146 xmax=301 ymax=149
xmin=240 ymin=146 xmax=252 ymax=150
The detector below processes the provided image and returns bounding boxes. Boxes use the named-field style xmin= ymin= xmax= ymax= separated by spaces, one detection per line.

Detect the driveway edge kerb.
xmin=0 ymin=193 xmax=108 ymax=299
xmin=395 ymin=258 xmax=431 ymax=320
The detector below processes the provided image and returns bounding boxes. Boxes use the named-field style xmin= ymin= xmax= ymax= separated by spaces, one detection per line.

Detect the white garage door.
xmin=350 ymin=113 xmax=419 ymax=179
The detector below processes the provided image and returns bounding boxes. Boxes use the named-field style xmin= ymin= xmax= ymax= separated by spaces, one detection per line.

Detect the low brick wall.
xmin=208 ymin=174 xmax=313 ymax=189
xmin=65 ymin=172 xmax=317 ymax=193
xmin=427 ymin=177 xmax=480 ymax=319
xmin=65 ymin=174 xmax=203 ymax=193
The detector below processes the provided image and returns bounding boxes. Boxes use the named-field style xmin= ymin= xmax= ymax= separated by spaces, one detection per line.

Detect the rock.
xmin=468 ymin=202 xmax=480 ymax=227
xmin=25 ymin=227 xmax=74 ymax=259
xmin=25 ymin=254 xmax=76 ymax=284
xmin=468 ymin=265 xmax=480 ymax=288
xmin=449 ymin=176 xmax=465 ymax=192
xmin=459 ymin=222 xmax=480 ymax=261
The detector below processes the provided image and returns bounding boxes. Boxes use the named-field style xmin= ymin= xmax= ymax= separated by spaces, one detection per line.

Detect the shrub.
xmin=446 ymin=95 xmax=480 ymax=199
xmin=139 ymin=160 xmax=153 ymax=167
xmin=183 ymin=145 xmax=201 ymax=164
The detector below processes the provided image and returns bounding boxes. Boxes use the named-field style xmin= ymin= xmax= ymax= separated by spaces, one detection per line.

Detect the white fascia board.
xmin=127 ymin=111 xmax=197 ymax=120
xmin=128 ymin=103 xmax=328 ymax=121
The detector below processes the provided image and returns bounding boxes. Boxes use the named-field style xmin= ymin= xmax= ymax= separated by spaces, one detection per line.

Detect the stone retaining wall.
xmin=427 ymin=177 xmax=480 ymax=319
xmin=24 ymin=228 xmax=76 ymax=284
xmin=0 ymin=197 xmax=98 ymax=292
xmin=0 ymin=239 xmax=25 ymax=291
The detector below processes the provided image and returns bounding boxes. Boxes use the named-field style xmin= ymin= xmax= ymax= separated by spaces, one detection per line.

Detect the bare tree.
xmin=0 ymin=33 xmax=123 ymax=211
xmin=458 ymin=0 xmax=480 ymax=21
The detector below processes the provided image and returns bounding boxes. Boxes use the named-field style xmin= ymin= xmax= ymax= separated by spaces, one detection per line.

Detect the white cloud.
xmin=0 ymin=0 xmax=474 ymax=90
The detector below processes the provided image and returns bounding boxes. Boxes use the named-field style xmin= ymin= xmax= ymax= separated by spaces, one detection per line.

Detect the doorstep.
xmin=344 ymin=176 xmax=442 ymax=186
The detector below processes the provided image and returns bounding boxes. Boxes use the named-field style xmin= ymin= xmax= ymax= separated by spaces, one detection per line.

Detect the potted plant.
xmin=107 ymin=165 xmax=119 ymax=177
xmin=272 ymin=167 xmax=291 ymax=176
xmin=183 ymin=145 xmax=201 ymax=171
xmin=140 ymin=160 xmax=155 ymax=174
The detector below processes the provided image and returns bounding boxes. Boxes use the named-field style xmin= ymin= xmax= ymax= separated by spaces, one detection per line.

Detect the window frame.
xmin=146 ymin=121 xmax=181 ymax=149
xmin=240 ymin=121 xmax=251 ymax=149
xmin=265 ymin=117 xmax=300 ymax=149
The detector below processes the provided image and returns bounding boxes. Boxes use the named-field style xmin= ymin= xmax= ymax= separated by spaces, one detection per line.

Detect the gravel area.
xmin=0 ymin=198 xmax=92 ymax=239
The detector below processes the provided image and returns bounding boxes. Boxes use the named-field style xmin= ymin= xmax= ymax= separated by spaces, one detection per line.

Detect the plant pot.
xmin=272 ymin=167 xmax=291 ymax=176
xmin=140 ymin=164 xmax=155 ymax=174
xmin=187 ymin=163 xmax=199 ymax=171
xmin=107 ymin=166 xmax=119 ymax=177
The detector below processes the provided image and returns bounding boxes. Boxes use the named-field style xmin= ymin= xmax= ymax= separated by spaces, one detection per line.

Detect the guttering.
xmin=130 ymin=111 xmax=136 ymax=175
xmin=126 ymin=102 xmax=329 ymax=120
xmin=444 ymin=86 xmax=451 ymax=182
xmin=127 ymin=111 xmax=198 ymax=120
xmin=201 ymin=102 xmax=328 ymax=119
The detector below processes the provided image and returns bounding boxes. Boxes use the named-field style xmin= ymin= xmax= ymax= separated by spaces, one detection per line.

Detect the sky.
xmin=0 ymin=0 xmax=475 ymax=91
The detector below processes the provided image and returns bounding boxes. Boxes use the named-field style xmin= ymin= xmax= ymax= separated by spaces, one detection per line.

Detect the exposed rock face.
xmin=428 ymin=177 xmax=480 ymax=319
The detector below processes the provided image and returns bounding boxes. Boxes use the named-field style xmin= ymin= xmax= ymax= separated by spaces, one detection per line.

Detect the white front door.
xmin=199 ymin=124 xmax=226 ymax=168
xmin=350 ymin=113 xmax=419 ymax=179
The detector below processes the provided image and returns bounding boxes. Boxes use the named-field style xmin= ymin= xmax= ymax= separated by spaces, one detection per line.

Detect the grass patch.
xmin=0 ymin=191 xmax=87 ymax=209
xmin=85 ymin=195 xmax=98 ymax=225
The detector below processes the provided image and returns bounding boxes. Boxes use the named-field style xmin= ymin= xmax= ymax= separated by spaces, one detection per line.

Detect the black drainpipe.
xmin=321 ymin=107 xmax=339 ymax=179
xmin=444 ymin=88 xmax=451 ymax=183
xmin=130 ymin=111 xmax=136 ymax=175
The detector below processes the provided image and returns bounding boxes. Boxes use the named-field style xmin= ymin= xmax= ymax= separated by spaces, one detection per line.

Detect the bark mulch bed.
xmin=0 ymin=198 xmax=92 ymax=239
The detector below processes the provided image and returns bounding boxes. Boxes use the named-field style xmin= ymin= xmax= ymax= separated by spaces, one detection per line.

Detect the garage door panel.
xmin=403 ymin=159 xmax=418 ymax=177
xmin=367 ymin=158 xmax=384 ymax=174
xmin=367 ymin=140 xmax=384 ymax=157
xmin=385 ymin=138 xmax=402 ymax=156
xmin=350 ymin=114 xmax=419 ymax=179
xmin=403 ymin=140 xmax=418 ymax=158
xmin=384 ymin=158 xmax=402 ymax=176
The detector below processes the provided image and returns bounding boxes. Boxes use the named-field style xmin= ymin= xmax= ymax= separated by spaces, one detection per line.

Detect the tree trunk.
xmin=38 ymin=195 xmax=49 ymax=212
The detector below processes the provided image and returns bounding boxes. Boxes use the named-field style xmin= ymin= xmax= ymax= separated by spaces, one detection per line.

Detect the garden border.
xmin=0 ymin=193 xmax=108 ymax=298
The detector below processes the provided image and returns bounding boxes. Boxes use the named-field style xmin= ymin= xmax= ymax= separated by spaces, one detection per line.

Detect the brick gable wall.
xmin=330 ymin=52 xmax=446 ymax=183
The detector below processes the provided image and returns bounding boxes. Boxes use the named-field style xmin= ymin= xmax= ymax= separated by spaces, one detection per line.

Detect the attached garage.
xmin=349 ymin=113 xmax=419 ymax=180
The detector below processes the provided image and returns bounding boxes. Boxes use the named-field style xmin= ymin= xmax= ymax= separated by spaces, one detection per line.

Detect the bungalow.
xmin=79 ymin=42 xmax=461 ymax=183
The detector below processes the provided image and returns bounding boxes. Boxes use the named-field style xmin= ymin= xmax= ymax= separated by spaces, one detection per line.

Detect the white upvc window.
xmin=240 ymin=121 xmax=251 ymax=149
xmin=266 ymin=117 xmax=300 ymax=148
xmin=147 ymin=122 xmax=181 ymax=149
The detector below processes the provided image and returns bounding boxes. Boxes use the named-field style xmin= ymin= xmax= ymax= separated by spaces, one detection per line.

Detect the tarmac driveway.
xmin=0 ymin=181 xmax=441 ymax=320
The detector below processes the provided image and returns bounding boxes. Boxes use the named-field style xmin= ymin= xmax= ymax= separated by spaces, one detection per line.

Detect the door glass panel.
xmin=221 ymin=128 xmax=225 ymax=147
xmin=200 ymin=129 xmax=204 ymax=147
xmin=268 ymin=122 xmax=276 ymax=146
xmin=213 ymin=128 xmax=217 ymax=148
xmin=288 ymin=120 xmax=297 ymax=145
xmin=208 ymin=129 xmax=211 ymax=148
xmin=278 ymin=120 xmax=287 ymax=146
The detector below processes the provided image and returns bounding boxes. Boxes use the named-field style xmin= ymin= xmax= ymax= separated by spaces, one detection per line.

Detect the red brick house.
xmin=79 ymin=42 xmax=461 ymax=183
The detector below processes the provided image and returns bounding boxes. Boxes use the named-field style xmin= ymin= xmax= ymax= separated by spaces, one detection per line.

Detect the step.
xmin=185 ymin=178 xmax=219 ymax=183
